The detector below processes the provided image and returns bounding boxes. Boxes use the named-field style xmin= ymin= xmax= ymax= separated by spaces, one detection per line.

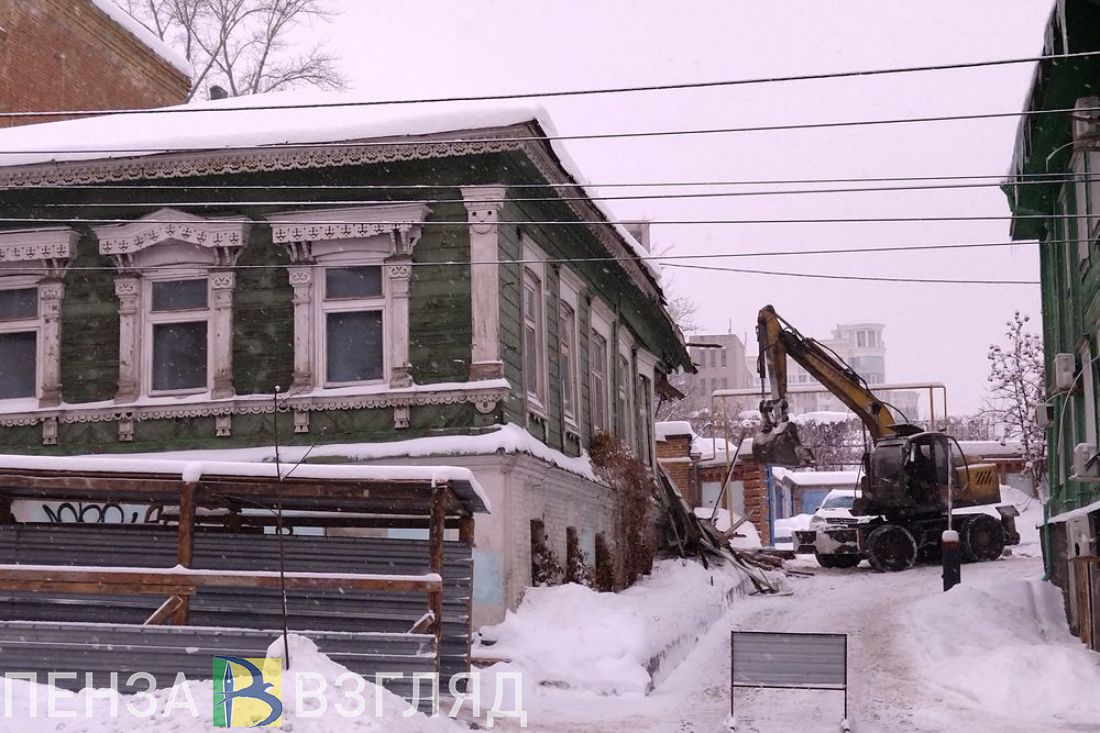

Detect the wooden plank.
xmin=176 ymin=482 xmax=197 ymax=624
xmin=144 ymin=595 xmax=185 ymax=626
xmin=0 ymin=566 xmax=442 ymax=595
xmin=428 ymin=485 xmax=446 ymax=676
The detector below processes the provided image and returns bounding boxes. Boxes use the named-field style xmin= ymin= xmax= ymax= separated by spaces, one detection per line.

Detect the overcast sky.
xmin=318 ymin=0 xmax=1055 ymax=414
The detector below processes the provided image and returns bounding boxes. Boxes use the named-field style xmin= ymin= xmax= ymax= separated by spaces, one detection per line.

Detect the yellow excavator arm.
xmin=753 ymin=305 xmax=905 ymax=466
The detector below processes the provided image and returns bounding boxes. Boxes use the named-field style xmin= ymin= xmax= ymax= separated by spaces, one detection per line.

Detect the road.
xmin=511 ymin=553 xmax=1099 ymax=733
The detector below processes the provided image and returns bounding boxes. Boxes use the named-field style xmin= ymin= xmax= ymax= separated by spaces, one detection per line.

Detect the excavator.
xmin=752 ymin=305 xmax=1019 ymax=572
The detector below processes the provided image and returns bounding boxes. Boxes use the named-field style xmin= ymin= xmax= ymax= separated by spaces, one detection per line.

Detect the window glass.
xmin=0 ymin=288 xmax=37 ymax=321
xmin=151 ymin=280 xmax=207 ymax=312
xmin=0 ymin=331 xmax=36 ymax=399
xmin=821 ymin=494 xmax=855 ymax=510
xmin=560 ymin=303 xmax=576 ymax=419
xmin=590 ymin=331 xmax=608 ymax=431
xmin=152 ymin=321 xmax=207 ymax=390
xmin=325 ymin=266 xmax=383 ymax=300
xmin=522 ymin=272 xmax=544 ymax=404
xmin=326 ymin=310 xmax=383 ymax=383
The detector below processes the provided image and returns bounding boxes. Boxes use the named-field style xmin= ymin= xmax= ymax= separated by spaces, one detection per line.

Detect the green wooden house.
xmin=0 ymin=99 xmax=691 ymax=624
xmin=1005 ymin=0 xmax=1100 ymax=649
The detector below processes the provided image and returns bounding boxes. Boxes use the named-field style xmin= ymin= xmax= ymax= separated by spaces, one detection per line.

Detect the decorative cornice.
xmin=0 ymin=123 xmax=658 ymax=298
xmin=0 ymin=382 xmax=510 ymax=429
xmin=93 ymin=209 xmax=250 ymax=260
xmin=0 ymin=227 xmax=79 ymax=264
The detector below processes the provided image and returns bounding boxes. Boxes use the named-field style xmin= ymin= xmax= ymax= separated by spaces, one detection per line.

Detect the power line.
xmin=2 ymin=171 xmax=1090 ymax=191
xmin=0 ymin=213 xmax=1087 ymax=226
xmin=0 ymin=238 xmax=1046 ymax=273
xmin=4 ymin=50 xmax=1098 ymax=120
xmin=15 ymin=176 xmax=1100 ymax=208
xmin=663 ymin=262 xmax=1038 ymax=286
xmin=2 ymin=104 xmax=1097 ymax=156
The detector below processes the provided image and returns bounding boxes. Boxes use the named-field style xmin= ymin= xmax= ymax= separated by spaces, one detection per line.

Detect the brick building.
xmin=655 ymin=421 xmax=771 ymax=544
xmin=0 ymin=0 xmax=191 ymax=127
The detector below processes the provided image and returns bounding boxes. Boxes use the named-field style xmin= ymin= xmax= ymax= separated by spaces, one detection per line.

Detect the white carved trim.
xmin=0 ymin=228 xmax=79 ymax=265
xmin=463 ymin=186 xmax=506 ymax=379
xmin=0 ymin=125 xmax=659 ymax=298
xmin=0 ymin=382 xmax=511 ymax=429
xmin=268 ymin=203 xmax=429 ymax=253
xmin=94 ymin=209 xmax=250 ymax=263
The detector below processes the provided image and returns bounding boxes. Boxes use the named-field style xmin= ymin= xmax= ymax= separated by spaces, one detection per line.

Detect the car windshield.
xmin=821 ymin=494 xmax=855 ymax=510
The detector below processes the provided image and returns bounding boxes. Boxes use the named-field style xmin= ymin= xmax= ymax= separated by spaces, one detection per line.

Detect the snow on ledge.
xmin=655 ymin=420 xmax=694 ymax=441
xmin=0 ymin=452 xmax=491 ymax=512
xmin=64 ymin=422 xmax=598 ymax=487
xmin=88 ymin=0 xmax=193 ymax=79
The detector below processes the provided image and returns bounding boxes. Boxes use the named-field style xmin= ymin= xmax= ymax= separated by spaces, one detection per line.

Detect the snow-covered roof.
xmin=655 ymin=421 xmax=694 ymax=441
xmin=957 ymin=440 xmax=1024 ymax=458
xmin=792 ymin=411 xmax=856 ymax=424
xmin=771 ymin=467 xmax=860 ymax=487
xmin=0 ymin=452 xmax=491 ymax=513
xmin=0 ymin=92 xmax=657 ymax=281
xmin=88 ymin=0 xmax=193 ymax=79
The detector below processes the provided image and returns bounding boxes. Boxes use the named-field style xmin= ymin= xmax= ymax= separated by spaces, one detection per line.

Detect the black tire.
xmin=961 ymin=514 xmax=1006 ymax=562
xmin=866 ymin=524 xmax=918 ymax=572
xmin=815 ymin=552 xmax=837 ymax=569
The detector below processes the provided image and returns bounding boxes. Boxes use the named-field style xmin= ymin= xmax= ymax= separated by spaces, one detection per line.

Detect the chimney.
xmin=209 ymin=85 xmax=229 ymax=101
xmin=623 ymin=221 xmax=651 ymax=252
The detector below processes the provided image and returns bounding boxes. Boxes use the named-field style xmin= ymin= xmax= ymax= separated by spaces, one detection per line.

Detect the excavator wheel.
xmin=866 ymin=524 xmax=918 ymax=572
xmin=961 ymin=514 xmax=1006 ymax=562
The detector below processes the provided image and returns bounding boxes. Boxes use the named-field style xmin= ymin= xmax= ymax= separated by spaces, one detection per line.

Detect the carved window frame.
xmin=268 ymin=204 xmax=428 ymax=395
xmin=93 ymin=209 xmax=251 ymax=403
xmin=520 ymin=237 xmax=549 ymax=418
xmin=558 ymin=267 xmax=584 ymax=432
xmin=0 ymin=227 xmax=77 ymax=409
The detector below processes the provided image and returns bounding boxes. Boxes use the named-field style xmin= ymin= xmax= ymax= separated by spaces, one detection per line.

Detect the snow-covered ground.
xmin=475 ymin=559 xmax=759 ymax=698
xmin=483 ymin=554 xmax=1100 ymax=732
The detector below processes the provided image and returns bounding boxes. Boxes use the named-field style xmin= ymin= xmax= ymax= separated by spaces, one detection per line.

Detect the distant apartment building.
xmin=742 ymin=321 xmax=921 ymax=421
xmin=677 ymin=333 xmax=754 ymax=416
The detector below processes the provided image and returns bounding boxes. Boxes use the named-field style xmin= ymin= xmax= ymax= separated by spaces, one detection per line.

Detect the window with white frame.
xmin=637 ymin=373 xmax=653 ymax=462
xmin=558 ymin=269 xmax=583 ymax=430
xmin=589 ymin=301 xmax=613 ymax=435
xmin=590 ymin=330 xmax=609 ymax=433
xmin=269 ymin=204 xmax=428 ymax=397
xmin=321 ymin=265 xmax=386 ymax=385
xmin=617 ymin=346 xmax=634 ymax=447
xmin=95 ymin=210 xmax=250 ymax=402
xmin=1082 ymin=340 xmax=1097 ymax=448
xmin=560 ymin=301 xmax=577 ymax=422
xmin=522 ymin=268 xmax=546 ymax=408
xmin=0 ymin=285 xmax=39 ymax=400
xmin=146 ymin=277 xmax=211 ymax=393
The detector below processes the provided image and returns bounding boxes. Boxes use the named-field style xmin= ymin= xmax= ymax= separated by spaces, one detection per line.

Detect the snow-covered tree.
xmin=117 ymin=0 xmax=347 ymax=99
xmin=986 ymin=312 xmax=1046 ymax=496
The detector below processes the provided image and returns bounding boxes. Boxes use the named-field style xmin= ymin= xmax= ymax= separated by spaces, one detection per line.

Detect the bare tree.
xmin=986 ymin=312 xmax=1047 ymax=496
xmin=117 ymin=0 xmax=347 ymax=99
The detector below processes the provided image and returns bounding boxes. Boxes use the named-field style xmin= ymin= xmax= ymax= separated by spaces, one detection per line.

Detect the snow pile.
xmin=693 ymin=507 xmax=762 ymax=548
xmin=476 ymin=559 xmax=752 ymax=698
xmin=774 ymin=513 xmax=813 ymax=545
xmin=903 ymin=575 xmax=1100 ymax=729
xmin=771 ymin=467 xmax=859 ymax=487
xmin=791 ymin=410 xmax=855 ymax=424
xmin=654 ymin=420 xmax=694 ymax=441
xmin=3 ymin=634 xmax=461 ymax=732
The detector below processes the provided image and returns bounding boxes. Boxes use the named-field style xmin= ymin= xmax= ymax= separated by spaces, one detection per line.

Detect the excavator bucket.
xmin=752 ymin=421 xmax=815 ymax=467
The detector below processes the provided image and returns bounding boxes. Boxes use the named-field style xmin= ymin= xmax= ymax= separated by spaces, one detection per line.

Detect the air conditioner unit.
xmin=1035 ymin=402 xmax=1052 ymax=430
xmin=1066 ymin=516 xmax=1096 ymax=558
xmin=1053 ymin=353 xmax=1077 ymax=392
xmin=1073 ymin=442 xmax=1099 ymax=479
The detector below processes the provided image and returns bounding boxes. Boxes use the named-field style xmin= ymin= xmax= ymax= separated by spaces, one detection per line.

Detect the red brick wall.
xmin=734 ymin=458 xmax=770 ymax=545
xmin=656 ymin=434 xmax=696 ymax=506
xmin=0 ymin=0 xmax=190 ymax=127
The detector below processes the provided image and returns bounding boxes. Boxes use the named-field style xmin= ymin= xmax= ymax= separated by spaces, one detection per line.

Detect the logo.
xmin=212 ymin=657 xmax=284 ymax=728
